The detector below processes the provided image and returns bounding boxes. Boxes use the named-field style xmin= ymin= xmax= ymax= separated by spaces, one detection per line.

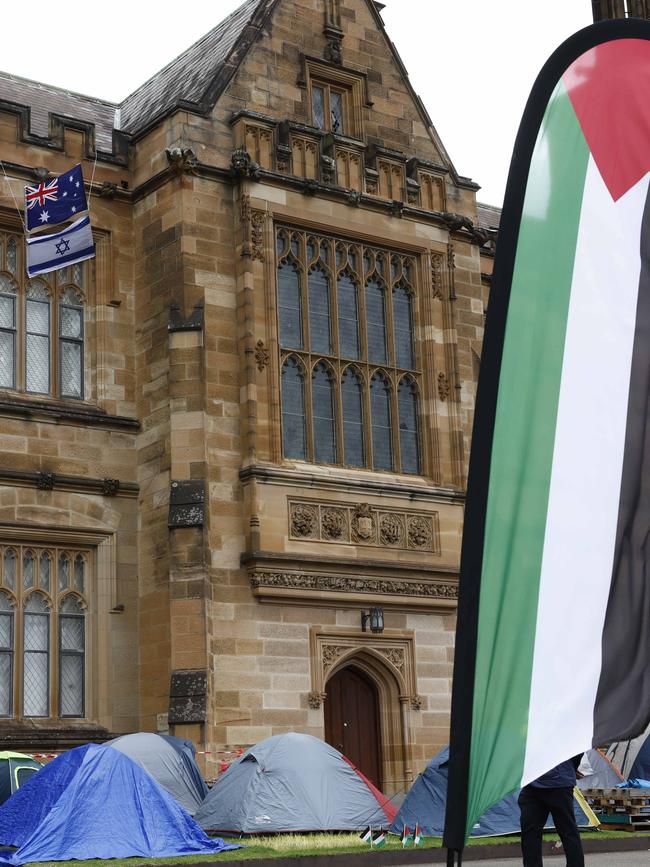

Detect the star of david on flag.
xmin=24 ymin=164 xmax=88 ymax=232
xmin=25 ymin=216 xmax=95 ymax=277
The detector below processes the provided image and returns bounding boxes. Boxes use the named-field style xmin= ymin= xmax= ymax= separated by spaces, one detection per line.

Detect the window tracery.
xmin=276 ymin=227 xmax=421 ymax=473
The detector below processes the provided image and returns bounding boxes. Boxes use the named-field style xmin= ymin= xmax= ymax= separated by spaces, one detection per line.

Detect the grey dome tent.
xmin=108 ymin=732 xmax=208 ymax=815
xmin=194 ymin=732 xmax=397 ymax=833
xmin=577 ymin=748 xmax=624 ymax=790
xmin=605 ymin=724 xmax=650 ymax=781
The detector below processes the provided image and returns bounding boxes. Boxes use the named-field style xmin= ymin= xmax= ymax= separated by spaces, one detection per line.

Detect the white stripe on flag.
xmin=522 ymin=159 xmax=650 ymax=785
xmin=26 ymin=216 xmax=95 ymax=278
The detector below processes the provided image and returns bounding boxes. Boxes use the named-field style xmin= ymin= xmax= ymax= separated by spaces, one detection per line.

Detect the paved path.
xmin=440 ymin=850 xmax=650 ymax=866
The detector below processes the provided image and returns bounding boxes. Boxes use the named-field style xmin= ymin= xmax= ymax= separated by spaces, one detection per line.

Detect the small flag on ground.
xmin=401 ymin=825 xmax=413 ymax=847
xmin=414 ymin=824 xmax=423 ymax=847
xmin=25 ymin=215 xmax=95 ymax=278
xmin=359 ymin=826 xmax=372 ymax=844
xmin=25 ymin=164 xmax=88 ymax=231
xmin=371 ymin=831 xmax=386 ymax=848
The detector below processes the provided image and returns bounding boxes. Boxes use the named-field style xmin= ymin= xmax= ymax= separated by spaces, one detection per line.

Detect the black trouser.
xmin=518 ymin=785 xmax=584 ymax=867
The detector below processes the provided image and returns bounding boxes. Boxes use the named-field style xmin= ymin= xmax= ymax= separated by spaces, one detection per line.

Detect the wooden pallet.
xmin=582 ymin=788 xmax=650 ymax=831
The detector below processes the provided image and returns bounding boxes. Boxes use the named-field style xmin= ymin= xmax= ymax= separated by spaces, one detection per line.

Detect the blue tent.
xmin=390 ymin=747 xmax=597 ymax=838
xmin=0 ymin=744 xmax=237 ymax=865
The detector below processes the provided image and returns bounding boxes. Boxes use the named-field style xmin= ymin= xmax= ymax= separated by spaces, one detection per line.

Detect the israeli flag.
xmin=26 ymin=216 xmax=95 ymax=278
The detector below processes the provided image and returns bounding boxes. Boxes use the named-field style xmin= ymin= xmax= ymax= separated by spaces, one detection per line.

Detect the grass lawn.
xmin=20 ymin=828 xmax=650 ymax=866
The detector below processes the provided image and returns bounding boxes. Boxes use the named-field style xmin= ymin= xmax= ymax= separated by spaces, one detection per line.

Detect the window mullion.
xmin=305 ymin=357 xmax=315 ymax=462
xmin=363 ymin=368 xmax=373 ymax=468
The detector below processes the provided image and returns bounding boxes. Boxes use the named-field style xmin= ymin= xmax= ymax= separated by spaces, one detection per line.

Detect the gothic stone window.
xmin=0 ymin=543 xmax=89 ymax=719
xmin=0 ymin=229 xmax=86 ymax=399
xmin=305 ymin=60 xmax=365 ymax=138
xmin=277 ymin=227 xmax=421 ymax=474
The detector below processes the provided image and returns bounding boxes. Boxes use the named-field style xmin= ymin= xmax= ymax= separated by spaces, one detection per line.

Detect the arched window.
xmin=23 ymin=551 xmax=35 ymax=590
xmin=0 ymin=275 xmax=17 ymax=389
xmin=23 ymin=593 xmax=49 ymax=717
xmin=342 ymin=368 xmax=365 ymax=467
xmin=370 ymin=373 xmax=393 ymax=471
xmin=337 ymin=273 xmax=360 ymax=359
xmin=74 ymin=555 xmax=85 ymax=594
xmin=393 ymin=284 xmax=414 ymax=369
xmin=308 ymin=266 xmax=331 ymax=355
xmin=365 ymin=279 xmax=387 ymax=364
xmin=59 ymin=595 xmax=85 ymax=718
xmin=39 ymin=552 xmax=51 ymax=594
xmin=0 ymin=592 xmax=13 ymax=717
xmin=58 ymin=553 xmax=70 ymax=593
xmin=398 ymin=377 xmax=420 ymax=474
xmin=25 ymin=280 xmax=51 ymax=394
xmin=59 ymin=288 xmax=84 ymax=399
xmin=2 ymin=549 xmax=16 ymax=591
xmin=281 ymin=357 xmax=307 ymax=460
xmin=312 ymin=363 xmax=336 ymax=464
xmin=278 ymin=262 xmax=303 ymax=349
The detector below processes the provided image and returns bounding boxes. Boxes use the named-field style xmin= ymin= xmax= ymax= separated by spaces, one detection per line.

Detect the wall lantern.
xmin=361 ymin=606 xmax=384 ymax=634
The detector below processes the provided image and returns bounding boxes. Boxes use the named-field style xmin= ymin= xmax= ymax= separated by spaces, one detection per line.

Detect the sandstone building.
xmin=0 ymin=0 xmax=495 ymax=793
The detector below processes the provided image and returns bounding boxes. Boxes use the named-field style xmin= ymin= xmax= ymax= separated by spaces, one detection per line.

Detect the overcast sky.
xmin=3 ymin=0 xmax=593 ymax=205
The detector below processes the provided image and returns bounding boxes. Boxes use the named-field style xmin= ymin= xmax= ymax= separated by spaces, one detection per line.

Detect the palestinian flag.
xmin=371 ymin=831 xmax=386 ymax=848
xmin=401 ymin=825 xmax=413 ymax=847
xmin=444 ymin=20 xmax=650 ymax=852
xmin=414 ymin=824 xmax=423 ymax=847
xmin=359 ymin=826 xmax=372 ymax=844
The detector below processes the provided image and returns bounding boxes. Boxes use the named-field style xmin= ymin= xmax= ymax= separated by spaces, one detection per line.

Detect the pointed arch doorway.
xmin=324 ymin=665 xmax=382 ymax=788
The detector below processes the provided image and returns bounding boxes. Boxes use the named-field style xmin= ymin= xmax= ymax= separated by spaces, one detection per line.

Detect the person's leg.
xmin=518 ymin=786 xmax=549 ymax=867
xmin=547 ymin=787 xmax=584 ymax=867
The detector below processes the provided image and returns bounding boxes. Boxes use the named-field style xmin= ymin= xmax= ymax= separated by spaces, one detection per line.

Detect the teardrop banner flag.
xmin=443 ymin=19 xmax=650 ymax=855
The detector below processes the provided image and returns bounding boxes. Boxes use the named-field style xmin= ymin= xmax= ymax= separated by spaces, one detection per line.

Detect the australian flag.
xmin=24 ymin=164 xmax=88 ymax=232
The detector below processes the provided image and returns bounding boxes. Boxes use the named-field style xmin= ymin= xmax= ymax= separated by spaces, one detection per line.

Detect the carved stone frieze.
xmin=250 ymin=210 xmax=266 ymax=261
xmin=410 ymin=694 xmax=424 ymax=711
xmin=250 ymin=571 xmax=458 ymax=600
xmin=322 ymin=644 xmax=348 ymax=672
xmin=289 ymin=498 xmax=439 ymax=553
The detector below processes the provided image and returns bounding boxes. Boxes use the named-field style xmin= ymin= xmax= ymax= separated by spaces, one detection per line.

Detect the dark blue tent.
xmin=0 ymin=744 xmax=237 ymax=865
xmin=629 ymin=737 xmax=650 ymax=781
xmin=390 ymin=747 xmax=598 ymax=838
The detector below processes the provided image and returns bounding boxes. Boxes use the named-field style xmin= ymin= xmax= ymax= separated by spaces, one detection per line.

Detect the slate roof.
xmin=476 ymin=202 xmax=501 ymax=231
xmin=119 ymin=0 xmax=265 ymax=135
xmin=0 ymin=71 xmax=117 ymax=152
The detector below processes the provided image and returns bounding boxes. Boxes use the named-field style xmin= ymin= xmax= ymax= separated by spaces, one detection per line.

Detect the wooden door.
xmin=325 ymin=665 xmax=382 ymax=788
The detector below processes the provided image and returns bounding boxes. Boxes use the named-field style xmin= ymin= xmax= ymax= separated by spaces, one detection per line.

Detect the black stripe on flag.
xmin=594 ymin=182 xmax=650 ymax=746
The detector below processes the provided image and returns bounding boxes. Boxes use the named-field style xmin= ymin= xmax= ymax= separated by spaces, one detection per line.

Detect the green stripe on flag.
xmin=465 ymin=79 xmax=590 ymax=837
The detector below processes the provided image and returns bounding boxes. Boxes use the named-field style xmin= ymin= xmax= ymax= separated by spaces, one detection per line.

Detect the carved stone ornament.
xmin=347 ymin=190 xmax=361 ymax=206
xmin=254 ymin=340 xmax=270 ymax=371
xmin=322 ymin=644 xmax=348 ymax=672
xmin=438 ymin=371 xmax=451 ymax=402
xmin=230 ymin=147 xmax=261 ymax=180
xmin=290 ymin=503 xmax=318 ymax=537
xmin=377 ymin=646 xmax=405 ymax=674
xmin=307 ymin=691 xmax=324 ymax=709
xmin=250 ymin=571 xmax=458 ymax=600
xmin=411 ymin=694 xmax=424 ymax=711
xmin=321 ymin=154 xmax=336 ymax=184
xmin=352 ymin=503 xmax=374 ymax=541
xmin=321 ymin=507 xmax=346 ymax=540
xmin=250 ymin=210 xmax=266 ymax=261
xmin=431 ymin=254 xmax=443 ymax=299
xmin=102 ymin=478 xmax=120 ymax=497
xmin=98 ymin=181 xmax=118 ymax=199
xmin=408 ymin=515 xmax=433 ymax=550
xmin=379 ymin=513 xmax=404 ymax=546
xmin=324 ymin=36 xmax=342 ymax=64
xmin=36 ymin=472 xmax=56 ymax=491
xmin=390 ymin=199 xmax=404 ymax=219
xmin=165 ymin=146 xmax=198 ymax=175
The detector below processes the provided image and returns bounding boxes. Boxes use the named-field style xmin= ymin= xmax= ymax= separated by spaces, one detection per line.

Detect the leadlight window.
xmin=0 ymin=542 xmax=89 ymax=720
xmin=0 ymin=230 xmax=86 ymax=399
xmin=276 ymin=227 xmax=421 ymax=473
xmin=311 ymin=81 xmax=348 ymax=134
